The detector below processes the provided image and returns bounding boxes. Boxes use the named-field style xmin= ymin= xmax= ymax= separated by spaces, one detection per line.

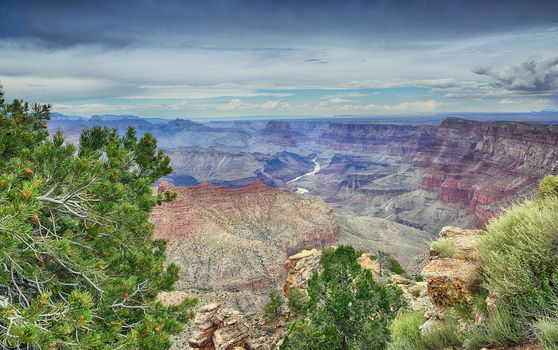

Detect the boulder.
xmin=422 ymin=258 xmax=480 ymax=306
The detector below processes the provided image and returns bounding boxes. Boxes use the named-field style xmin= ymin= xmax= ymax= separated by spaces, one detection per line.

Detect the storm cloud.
xmin=0 ymin=0 xmax=557 ymax=117
xmin=473 ymin=57 xmax=558 ymax=93
xmin=2 ymin=0 xmax=558 ymax=48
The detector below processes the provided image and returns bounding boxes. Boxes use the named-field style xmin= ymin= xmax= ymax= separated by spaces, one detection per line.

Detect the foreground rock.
xmin=283 ymin=248 xmax=321 ymax=296
xmin=421 ymin=226 xmax=482 ymax=306
xmin=188 ymin=303 xmax=251 ymax=350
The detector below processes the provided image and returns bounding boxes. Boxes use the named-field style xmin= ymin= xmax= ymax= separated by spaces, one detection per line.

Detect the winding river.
xmin=288 ymin=158 xmax=320 ymax=194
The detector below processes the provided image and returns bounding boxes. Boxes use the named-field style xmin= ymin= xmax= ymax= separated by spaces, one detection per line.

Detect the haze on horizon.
xmin=1 ymin=0 xmax=557 ymax=119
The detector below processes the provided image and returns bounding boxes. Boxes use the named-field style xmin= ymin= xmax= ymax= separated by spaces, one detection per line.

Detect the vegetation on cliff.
xmin=0 ymin=94 xmax=193 ymax=349
xmin=388 ymin=175 xmax=558 ymax=350
xmin=280 ymin=245 xmax=404 ymax=350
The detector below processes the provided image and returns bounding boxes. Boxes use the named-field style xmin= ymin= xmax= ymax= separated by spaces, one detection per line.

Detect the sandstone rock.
xmin=422 ymin=227 xmax=482 ymax=307
xmin=357 ymin=253 xmax=381 ymax=279
xmin=283 ymin=248 xmax=321 ymax=296
xmin=438 ymin=226 xmax=482 ymax=261
xmin=422 ymin=258 xmax=480 ymax=306
xmin=390 ymin=274 xmax=411 ymax=285
xmin=188 ymin=304 xmax=251 ymax=350
xmin=158 ymin=180 xmax=174 ymax=194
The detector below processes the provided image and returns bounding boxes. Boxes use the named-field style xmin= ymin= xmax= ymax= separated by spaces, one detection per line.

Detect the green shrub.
xmin=466 ymin=305 xmax=525 ymax=349
xmin=479 ymin=194 xmax=558 ymax=328
xmin=378 ymin=251 xmax=406 ymax=275
xmin=0 ymin=96 xmax=193 ymax=349
xmin=287 ymin=287 xmax=307 ymax=317
xmin=535 ymin=318 xmax=558 ymax=350
xmin=388 ymin=312 xmax=466 ymax=350
xmin=281 ymin=245 xmax=404 ymax=350
xmin=539 ymin=175 xmax=558 ymax=197
xmin=430 ymin=238 xmax=456 ymax=258
xmin=388 ymin=311 xmax=425 ymax=350
xmin=421 ymin=315 xmax=467 ymax=350
xmin=264 ymin=290 xmax=283 ymax=323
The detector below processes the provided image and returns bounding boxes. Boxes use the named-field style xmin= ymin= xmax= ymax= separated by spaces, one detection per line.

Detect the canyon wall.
xmin=414 ymin=118 xmax=558 ymax=226
xmin=318 ymin=122 xmax=435 ymax=155
xmin=150 ymin=181 xmax=338 ymax=310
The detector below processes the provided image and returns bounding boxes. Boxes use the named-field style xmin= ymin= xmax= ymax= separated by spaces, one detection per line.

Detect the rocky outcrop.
xmin=415 ymin=118 xmax=558 ymax=227
xmin=188 ymin=304 xmax=251 ymax=350
xmin=150 ymin=181 xmax=338 ymax=311
xmin=421 ymin=226 xmax=482 ymax=306
xmin=282 ymin=248 xmax=321 ymax=296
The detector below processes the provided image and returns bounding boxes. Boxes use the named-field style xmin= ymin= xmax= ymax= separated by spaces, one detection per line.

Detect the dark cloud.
xmin=473 ymin=57 xmax=558 ymax=93
xmin=1 ymin=0 xmax=557 ymax=48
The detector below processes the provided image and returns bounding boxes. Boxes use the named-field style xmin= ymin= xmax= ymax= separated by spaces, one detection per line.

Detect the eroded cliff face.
xmin=150 ymin=181 xmax=338 ymax=311
xmin=414 ymin=118 xmax=558 ymax=226
xmin=318 ymin=123 xmax=435 ymax=155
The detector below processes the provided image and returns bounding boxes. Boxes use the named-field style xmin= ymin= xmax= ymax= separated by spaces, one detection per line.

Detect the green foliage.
xmin=535 ymin=317 xmax=558 ymax=350
xmin=280 ymin=245 xmax=404 ymax=350
xmin=387 ymin=311 xmax=424 ymax=350
xmin=287 ymin=287 xmax=307 ymax=317
xmin=420 ymin=315 xmax=466 ymax=350
xmin=479 ymin=193 xmax=558 ymax=335
xmin=388 ymin=311 xmax=467 ymax=350
xmin=465 ymin=306 xmax=525 ymax=349
xmin=430 ymin=238 xmax=456 ymax=258
xmin=377 ymin=251 xmax=406 ymax=275
xmin=0 ymin=95 xmax=193 ymax=349
xmin=539 ymin=175 xmax=558 ymax=197
xmin=264 ymin=290 xmax=283 ymax=323
xmin=162 ymin=190 xmax=177 ymax=202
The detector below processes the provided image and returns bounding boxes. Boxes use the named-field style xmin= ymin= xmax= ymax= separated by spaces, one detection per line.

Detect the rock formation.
xmin=150 ymin=181 xmax=338 ymax=311
xmin=415 ymin=118 xmax=558 ymax=227
xmin=282 ymin=248 xmax=321 ymax=297
xmin=188 ymin=303 xmax=251 ymax=350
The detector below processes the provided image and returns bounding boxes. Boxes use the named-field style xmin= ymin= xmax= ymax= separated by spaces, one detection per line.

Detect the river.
xmin=288 ymin=158 xmax=320 ymax=194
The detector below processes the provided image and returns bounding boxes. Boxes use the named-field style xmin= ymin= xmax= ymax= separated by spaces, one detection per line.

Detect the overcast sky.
xmin=1 ymin=0 xmax=557 ymax=118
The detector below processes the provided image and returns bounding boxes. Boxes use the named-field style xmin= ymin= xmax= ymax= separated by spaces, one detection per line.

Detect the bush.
xmin=281 ymin=245 xmax=404 ymax=350
xmin=287 ymin=287 xmax=307 ymax=317
xmin=388 ymin=312 xmax=466 ymax=350
xmin=479 ymin=194 xmax=558 ymax=330
xmin=430 ymin=238 xmax=456 ymax=258
xmin=388 ymin=311 xmax=425 ymax=350
xmin=465 ymin=306 xmax=525 ymax=349
xmin=421 ymin=315 xmax=466 ymax=350
xmin=535 ymin=318 xmax=558 ymax=350
xmin=264 ymin=290 xmax=283 ymax=323
xmin=378 ymin=251 xmax=406 ymax=275
xmin=539 ymin=175 xmax=558 ymax=197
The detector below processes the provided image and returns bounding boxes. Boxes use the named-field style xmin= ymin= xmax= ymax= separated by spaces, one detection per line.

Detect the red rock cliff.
xmin=150 ymin=181 xmax=338 ymax=295
xmin=414 ymin=118 xmax=558 ymax=226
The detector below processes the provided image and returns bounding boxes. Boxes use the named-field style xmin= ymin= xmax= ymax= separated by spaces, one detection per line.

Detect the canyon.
xmin=50 ymin=114 xmax=558 ymax=234
xmin=48 ymin=113 xmax=558 ymax=349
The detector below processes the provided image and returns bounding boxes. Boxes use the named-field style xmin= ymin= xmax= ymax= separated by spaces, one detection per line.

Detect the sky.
xmin=1 ymin=0 xmax=558 ymax=119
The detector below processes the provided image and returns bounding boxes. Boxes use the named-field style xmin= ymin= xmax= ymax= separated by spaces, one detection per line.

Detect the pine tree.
xmin=280 ymin=246 xmax=404 ymax=350
xmin=0 ymin=92 xmax=195 ymax=349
